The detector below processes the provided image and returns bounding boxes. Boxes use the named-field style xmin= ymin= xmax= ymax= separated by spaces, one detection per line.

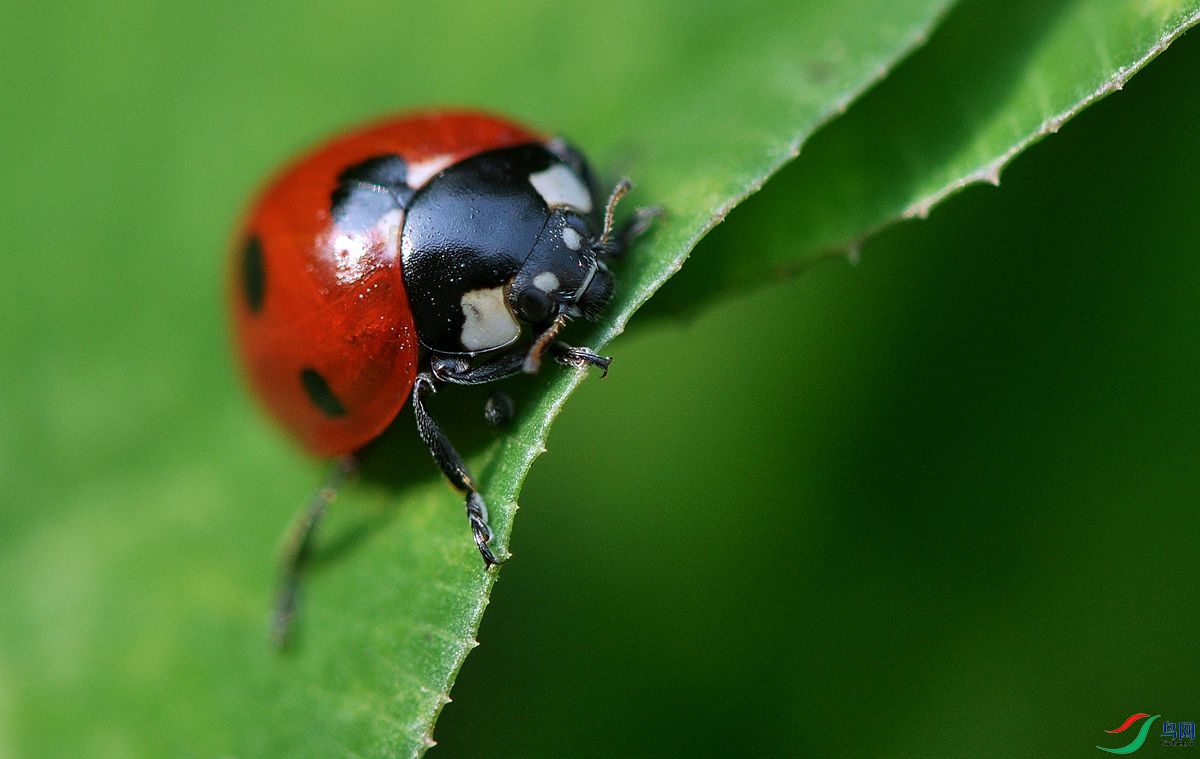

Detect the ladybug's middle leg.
xmin=412 ymin=372 xmax=501 ymax=568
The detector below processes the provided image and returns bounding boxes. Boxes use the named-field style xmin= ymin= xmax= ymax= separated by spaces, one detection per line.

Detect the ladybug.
xmin=230 ymin=111 xmax=656 ymax=643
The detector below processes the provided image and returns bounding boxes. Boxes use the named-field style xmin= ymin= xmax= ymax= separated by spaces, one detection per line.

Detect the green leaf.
xmin=1 ymin=1 xmax=1197 ymax=758
xmin=648 ymin=0 xmax=1200 ymax=317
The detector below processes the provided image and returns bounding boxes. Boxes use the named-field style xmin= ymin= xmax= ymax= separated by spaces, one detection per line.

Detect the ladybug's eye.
xmin=517 ymin=286 xmax=555 ymax=324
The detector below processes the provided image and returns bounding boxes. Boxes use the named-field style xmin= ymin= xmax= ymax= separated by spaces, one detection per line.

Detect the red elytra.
xmin=232 ymin=111 xmax=542 ymax=456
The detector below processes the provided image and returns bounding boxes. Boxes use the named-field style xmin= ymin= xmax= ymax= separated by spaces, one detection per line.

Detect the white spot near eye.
xmin=528 ymin=164 xmax=593 ymax=212
xmin=561 ymin=227 xmax=583 ymax=250
xmin=460 ymin=286 xmax=520 ymax=352
xmin=533 ymin=271 xmax=560 ymax=292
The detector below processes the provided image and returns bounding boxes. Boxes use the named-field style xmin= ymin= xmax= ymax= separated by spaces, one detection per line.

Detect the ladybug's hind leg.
xmin=412 ymin=372 xmax=502 ymax=568
xmin=272 ymin=455 xmax=357 ymax=649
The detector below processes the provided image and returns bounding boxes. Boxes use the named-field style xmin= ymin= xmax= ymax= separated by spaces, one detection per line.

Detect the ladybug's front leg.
xmin=549 ymin=342 xmax=612 ymax=377
xmin=430 ymin=352 xmax=525 ymax=386
xmin=432 ymin=346 xmax=611 ymax=383
xmin=412 ymin=372 xmax=501 ymax=568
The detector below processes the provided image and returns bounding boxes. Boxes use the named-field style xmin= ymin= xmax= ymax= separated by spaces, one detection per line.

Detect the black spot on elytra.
xmin=241 ymin=235 xmax=265 ymax=313
xmin=300 ymin=368 xmax=347 ymax=418
xmin=340 ymin=153 xmax=409 ymax=187
xmin=330 ymin=154 xmax=415 ymax=231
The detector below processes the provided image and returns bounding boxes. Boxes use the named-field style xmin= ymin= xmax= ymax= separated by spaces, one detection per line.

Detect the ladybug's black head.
xmin=510 ymin=178 xmax=649 ymax=374
xmin=509 ymin=176 xmax=639 ymax=331
xmin=510 ymin=207 xmax=614 ymax=327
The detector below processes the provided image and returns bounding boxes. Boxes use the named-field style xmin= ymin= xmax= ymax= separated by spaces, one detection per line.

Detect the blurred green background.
xmin=2 ymin=1 xmax=1198 ymax=757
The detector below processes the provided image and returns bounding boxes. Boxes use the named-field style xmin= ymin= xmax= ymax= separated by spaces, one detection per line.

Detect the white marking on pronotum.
xmin=560 ymin=227 xmax=583 ymax=250
xmin=528 ymin=164 xmax=593 ymax=212
xmin=460 ymin=286 xmax=520 ymax=351
xmin=532 ymin=271 xmax=560 ymax=292
xmin=406 ymin=154 xmax=456 ymax=189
